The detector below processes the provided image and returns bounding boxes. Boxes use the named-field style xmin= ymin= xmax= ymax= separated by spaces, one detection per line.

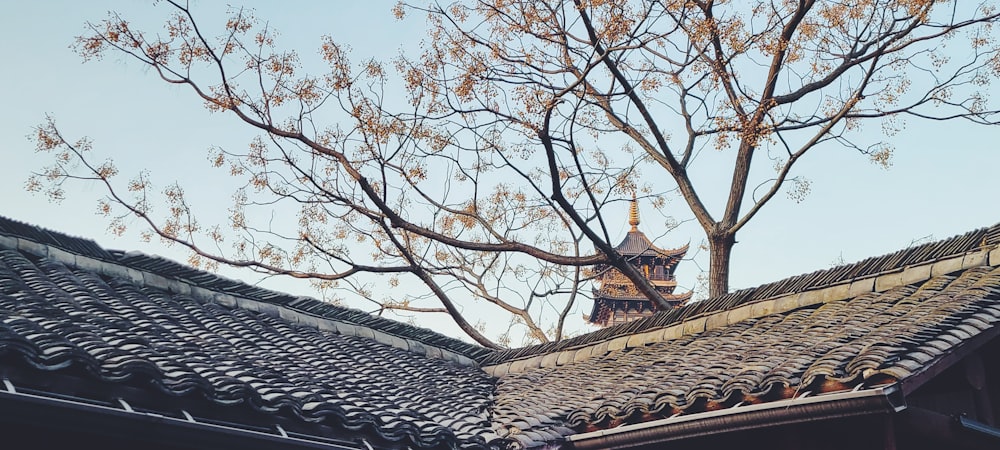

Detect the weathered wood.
xmin=964 ymin=353 xmax=996 ymax=426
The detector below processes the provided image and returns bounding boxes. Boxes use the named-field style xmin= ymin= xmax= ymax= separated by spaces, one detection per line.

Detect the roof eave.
xmin=0 ymin=384 xmax=364 ymax=450
xmin=899 ymin=316 xmax=1000 ymax=396
xmin=567 ymin=385 xmax=905 ymax=450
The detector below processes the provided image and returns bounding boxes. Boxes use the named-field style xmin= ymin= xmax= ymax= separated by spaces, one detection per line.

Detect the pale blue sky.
xmin=2 ymin=1 xmax=998 ymax=342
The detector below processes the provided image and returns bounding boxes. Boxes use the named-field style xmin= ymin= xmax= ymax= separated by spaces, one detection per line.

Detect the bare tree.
xmin=31 ymin=0 xmax=1000 ymax=346
xmin=397 ymin=0 xmax=1000 ymax=296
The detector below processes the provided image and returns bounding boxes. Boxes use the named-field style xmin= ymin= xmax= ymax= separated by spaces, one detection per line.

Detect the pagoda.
xmin=586 ymin=197 xmax=691 ymax=327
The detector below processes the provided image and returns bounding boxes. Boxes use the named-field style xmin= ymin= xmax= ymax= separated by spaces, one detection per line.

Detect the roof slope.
xmin=0 ymin=217 xmax=490 ymax=362
xmin=487 ymin=223 xmax=1000 ymax=365
xmin=492 ymin=266 xmax=1000 ymax=444
xmin=0 ymin=216 xmax=498 ymax=449
xmin=3 ymin=215 xmax=1000 ymax=450
xmin=485 ymin=229 xmax=1000 ymax=447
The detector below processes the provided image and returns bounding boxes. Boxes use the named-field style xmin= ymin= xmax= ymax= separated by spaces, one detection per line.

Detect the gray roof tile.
xmin=489 ymin=264 xmax=1000 ymax=446
xmin=4 ymin=216 xmax=1000 ymax=449
xmin=0 ymin=240 xmax=498 ymax=449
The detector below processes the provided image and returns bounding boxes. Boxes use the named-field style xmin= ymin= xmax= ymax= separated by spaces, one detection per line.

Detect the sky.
xmin=1 ymin=1 xmax=999 ymax=344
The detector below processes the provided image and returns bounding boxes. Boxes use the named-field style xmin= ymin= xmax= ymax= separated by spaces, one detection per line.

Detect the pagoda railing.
xmin=599 ymin=270 xmax=675 ymax=283
xmin=647 ymin=273 xmax=675 ymax=282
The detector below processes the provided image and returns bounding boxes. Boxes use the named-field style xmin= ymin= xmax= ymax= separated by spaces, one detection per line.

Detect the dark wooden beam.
xmin=964 ymin=352 xmax=995 ymax=426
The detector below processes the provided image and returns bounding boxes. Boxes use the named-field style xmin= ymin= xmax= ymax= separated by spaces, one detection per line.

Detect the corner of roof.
xmin=483 ymin=221 xmax=1000 ymax=374
xmin=0 ymin=215 xmax=493 ymax=366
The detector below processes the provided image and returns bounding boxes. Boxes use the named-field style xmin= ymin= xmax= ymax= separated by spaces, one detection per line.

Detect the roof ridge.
xmin=0 ymin=216 xmax=492 ymax=364
xmin=615 ymin=230 xmax=688 ymax=258
xmin=0 ymin=215 xmax=116 ymax=260
xmin=482 ymin=221 xmax=1000 ymax=368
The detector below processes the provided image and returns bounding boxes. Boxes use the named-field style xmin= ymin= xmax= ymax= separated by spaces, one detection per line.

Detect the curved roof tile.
xmin=0 ymin=244 xmax=499 ymax=449
xmin=491 ymin=265 xmax=1000 ymax=446
xmin=4 ymin=216 xmax=1000 ymax=450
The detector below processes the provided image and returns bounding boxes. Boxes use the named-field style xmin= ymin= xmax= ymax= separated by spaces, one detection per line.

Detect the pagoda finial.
xmin=628 ymin=194 xmax=640 ymax=231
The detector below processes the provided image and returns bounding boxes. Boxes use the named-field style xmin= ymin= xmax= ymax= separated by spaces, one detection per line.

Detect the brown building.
xmin=587 ymin=197 xmax=691 ymax=326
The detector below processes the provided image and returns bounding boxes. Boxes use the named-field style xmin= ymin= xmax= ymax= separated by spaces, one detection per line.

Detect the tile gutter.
xmin=568 ymin=385 xmax=905 ymax=450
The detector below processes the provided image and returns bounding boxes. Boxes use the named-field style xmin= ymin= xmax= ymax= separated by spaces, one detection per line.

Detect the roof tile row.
xmin=484 ymin=224 xmax=1000 ymax=365
xmin=491 ymin=265 xmax=1000 ymax=447
xmin=3 ymin=215 xmax=1000 ymax=450
xmin=0 ymin=246 xmax=500 ymax=449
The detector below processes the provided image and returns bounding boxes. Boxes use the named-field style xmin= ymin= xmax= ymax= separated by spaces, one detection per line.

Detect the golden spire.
xmin=628 ymin=194 xmax=639 ymax=231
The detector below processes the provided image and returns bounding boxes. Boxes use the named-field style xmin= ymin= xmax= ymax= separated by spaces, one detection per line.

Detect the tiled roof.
xmin=0 ymin=216 xmax=498 ymax=449
xmin=486 ymin=223 xmax=1000 ymax=365
xmin=0 ymin=217 xmax=115 ymax=260
xmin=482 ymin=227 xmax=1000 ymax=447
xmin=0 ymin=216 xmax=490 ymax=363
xmin=613 ymin=231 xmax=688 ymax=259
xmin=489 ymin=265 xmax=1000 ymax=445
xmin=3 ymin=215 xmax=1000 ymax=450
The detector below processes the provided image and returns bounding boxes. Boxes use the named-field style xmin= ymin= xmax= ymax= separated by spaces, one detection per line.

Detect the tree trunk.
xmin=708 ymin=233 xmax=735 ymax=298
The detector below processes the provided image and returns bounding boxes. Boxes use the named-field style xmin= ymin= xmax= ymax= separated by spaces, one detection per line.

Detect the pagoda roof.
xmin=614 ymin=230 xmax=689 ymax=258
xmin=611 ymin=195 xmax=688 ymax=258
